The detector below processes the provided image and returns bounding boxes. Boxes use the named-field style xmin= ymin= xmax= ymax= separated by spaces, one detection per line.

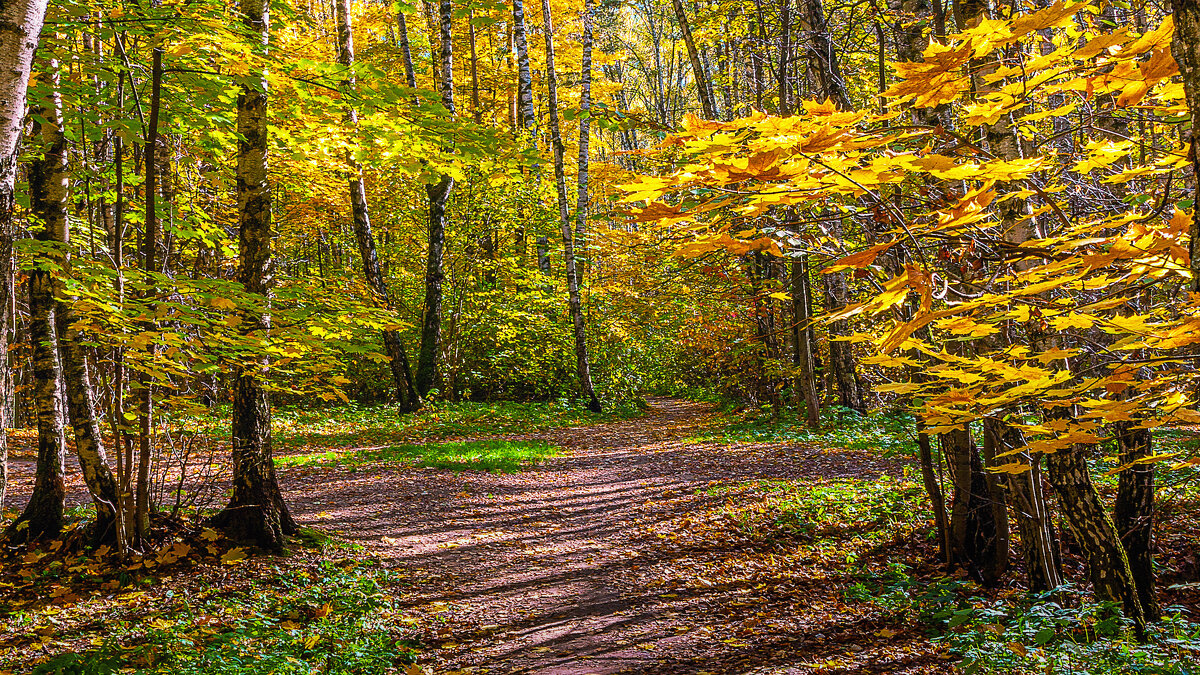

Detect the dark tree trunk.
xmin=821 ymin=222 xmax=864 ymax=413
xmin=1114 ymin=421 xmax=1160 ymax=621
xmin=134 ymin=43 xmax=163 ymax=542
xmin=1172 ymin=0 xmax=1200 ymax=291
xmin=416 ymin=0 xmax=456 ymax=397
xmin=802 ymin=0 xmax=851 ymax=109
xmin=790 ymin=250 xmax=820 ymax=428
xmin=670 ymin=0 xmax=716 ymax=118
xmin=9 ymin=69 xmax=69 ymax=542
xmin=944 ymin=427 xmax=1006 ymax=585
xmin=211 ymin=0 xmax=295 ymax=551
xmin=916 ymin=419 xmax=950 ymax=564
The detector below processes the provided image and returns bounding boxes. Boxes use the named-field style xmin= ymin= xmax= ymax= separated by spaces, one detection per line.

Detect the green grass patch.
xmin=278 ymin=439 xmax=560 ymax=474
xmin=710 ymin=476 xmax=926 ymax=549
xmin=690 ymin=406 xmax=918 ymax=457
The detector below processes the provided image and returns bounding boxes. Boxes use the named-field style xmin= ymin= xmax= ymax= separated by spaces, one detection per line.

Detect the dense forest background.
xmin=3 ymin=0 xmax=1200 ymax=672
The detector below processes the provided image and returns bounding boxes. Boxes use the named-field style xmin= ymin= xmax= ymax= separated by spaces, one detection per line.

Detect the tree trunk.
xmin=804 ymin=2 xmax=861 ymax=413
xmin=1172 ymin=0 xmax=1200 ymax=292
xmin=790 ymin=249 xmax=820 ymax=428
xmin=337 ymin=0 xmax=422 ymax=412
xmin=512 ymin=0 xmax=536 ymax=133
xmin=821 ymin=221 xmax=864 ymax=413
xmin=670 ymin=0 xmax=716 ymax=119
xmin=45 ymin=58 xmax=122 ymax=542
xmin=777 ymin=0 xmax=791 ymax=115
xmin=1114 ymin=420 xmax=1160 ymax=621
xmin=211 ymin=0 xmax=295 ymax=551
xmin=944 ymin=424 xmax=1005 ymax=585
xmin=0 ymin=0 xmax=51 ymax=525
xmin=468 ymin=9 xmax=482 ymax=124
xmin=916 ymin=418 xmax=951 ymax=564
xmin=986 ymin=417 xmax=1061 ymax=592
xmin=802 ymin=0 xmax=850 ymax=109
xmin=416 ymin=0 xmax=456 ymax=397
xmin=396 ymin=8 xmax=417 ymax=89
xmin=135 ymin=43 xmax=163 ymax=542
xmin=543 ymin=0 xmax=600 ymax=412
xmin=9 ymin=67 xmax=69 ymax=543
xmin=1045 ymin=447 xmax=1145 ymax=630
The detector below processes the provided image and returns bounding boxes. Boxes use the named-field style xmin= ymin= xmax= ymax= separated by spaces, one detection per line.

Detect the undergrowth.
xmin=1 ymin=526 xmax=424 ymax=675
xmin=849 ymin=568 xmax=1200 ymax=674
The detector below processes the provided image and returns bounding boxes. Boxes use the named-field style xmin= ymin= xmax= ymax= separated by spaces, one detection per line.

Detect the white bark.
xmin=0 ymin=0 xmax=48 ymax=188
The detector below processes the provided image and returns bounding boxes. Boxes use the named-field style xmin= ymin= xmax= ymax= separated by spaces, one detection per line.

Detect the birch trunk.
xmin=212 ymin=0 xmax=295 ymax=551
xmin=0 ymin=0 xmax=50 ymax=518
xmin=43 ymin=58 xmax=122 ymax=541
xmin=416 ymin=0 xmax=455 ymax=397
xmin=542 ymin=0 xmax=600 ymax=411
xmin=10 ymin=67 xmax=69 ymax=542
xmin=337 ymin=0 xmax=422 ymax=412
xmin=512 ymin=0 xmax=536 ymax=132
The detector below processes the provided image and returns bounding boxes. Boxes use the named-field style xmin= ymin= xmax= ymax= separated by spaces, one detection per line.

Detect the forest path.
xmin=283 ymin=398 xmax=927 ymax=675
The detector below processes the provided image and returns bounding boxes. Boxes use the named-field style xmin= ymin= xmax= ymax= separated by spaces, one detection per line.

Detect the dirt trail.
xmin=284 ymin=399 xmax=925 ymax=675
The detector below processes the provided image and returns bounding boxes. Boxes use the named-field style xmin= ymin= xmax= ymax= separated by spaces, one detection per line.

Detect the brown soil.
xmin=283 ymin=398 xmax=946 ymax=674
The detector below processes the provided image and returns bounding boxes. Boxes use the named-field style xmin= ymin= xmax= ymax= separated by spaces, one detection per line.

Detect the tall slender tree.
xmin=543 ymin=0 xmax=600 ymax=411
xmin=415 ymin=0 xmax=455 ymax=397
xmin=0 ymin=0 xmax=51 ymax=515
xmin=512 ymin=0 xmax=536 ymax=133
xmin=670 ymin=0 xmax=716 ymax=119
xmin=337 ymin=0 xmax=421 ymax=412
xmin=212 ymin=0 xmax=296 ymax=550
xmin=11 ymin=65 xmax=70 ymax=542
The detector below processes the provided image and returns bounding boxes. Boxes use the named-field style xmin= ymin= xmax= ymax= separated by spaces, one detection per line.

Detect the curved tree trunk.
xmin=1046 ymin=447 xmax=1145 ymax=629
xmin=337 ymin=0 xmax=422 ymax=412
xmin=44 ymin=58 xmax=122 ymax=542
xmin=670 ymin=0 xmax=716 ymax=119
xmin=211 ymin=0 xmax=295 ymax=551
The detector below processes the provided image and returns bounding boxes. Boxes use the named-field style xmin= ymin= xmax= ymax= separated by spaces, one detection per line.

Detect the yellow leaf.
xmin=220 ymin=547 xmax=247 ymax=565
xmin=1049 ymin=313 xmax=1095 ymax=330
xmin=990 ymin=462 xmax=1033 ymax=474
